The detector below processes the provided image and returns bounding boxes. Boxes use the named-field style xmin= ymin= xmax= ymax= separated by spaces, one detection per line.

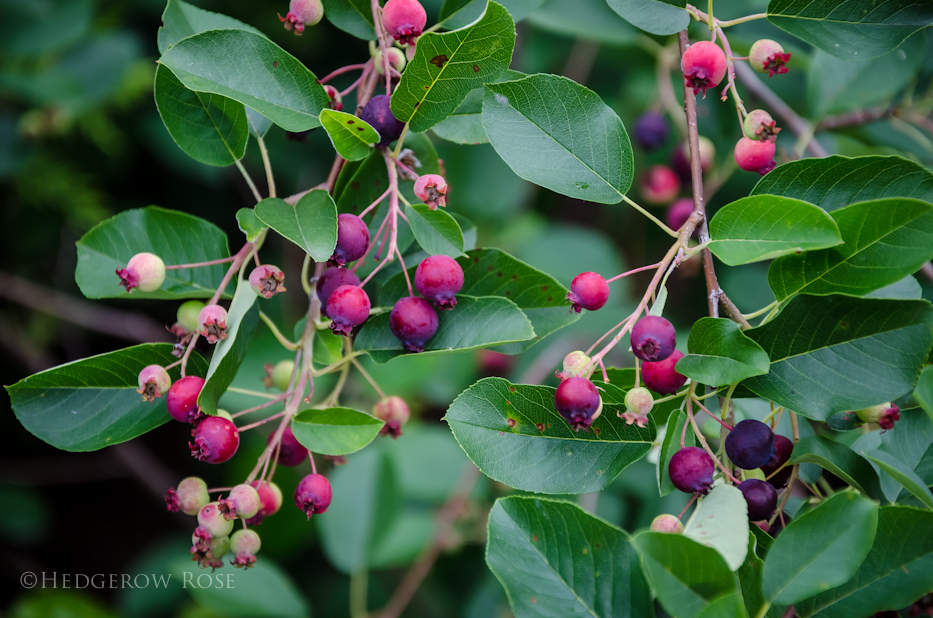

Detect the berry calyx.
xmin=566 ymin=272 xmax=610 ymax=313
xmin=681 ymin=41 xmax=727 ymax=97
xmin=279 ymin=0 xmax=324 ymax=35
xmin=641 ymin=350 xmax=687 ymax=395
xmin=165 ymin=476 xmax=210 ymax=515
xmin=326 ymin=284 xmax=371 ymax=336
xmin=249 ymin=265 xmax=287 ymax=299
xmin=761 ymin=434 xmax=794 ymax=488
xmin=630 ymin=316 xmax=677 ymax=362
xmin=137 ymin=365 xmax=171 ymax=403
xmin=750 ymin=39 xmax=791 ymax=77
xmin=738 ymin=479 xmax=778 ymax=521
xmin=176 ymin=300 xmax=205 ymax=335
xmin=414 ymin=174 xmax=448 ymax=210
xmin=271 ymin=426 xmax=309 ymax=467
xmin=295 ymin=473 xmax=332 ymax=519
xmin=220 ymin=484 xmax=261 ymax=521
xmin=382 ymin=0 xmax=427 ymax=45
xmin=374 ymin=395 xmax=410 ymax=438
xmin=556 ymin=350 xmax=591 ymax=381
xmin=116 ymin=252 xmax=166 ymax=293
xmin=190 ymin=416 xmax=240 ymax=464
xmin=666 ymin=198 xmax=695 ymax=232
xmin=323 ymin=85 xmax=343 ymax=111
xmin=361 ymin=94 xmax=405 ymax=147
xmin=166 ymin=376 xmax=205 ymax=424
xmin=374 ymin=47 xmax=407 ymax=75
xmin=229 ymin=529 xmax=261 ymax=568
xmin=650 ymin=514 xmax=684 ymax=533
xmin=330 ymin=213 xmax=370 ymax=267
xmin=197 ymin=304 xmax=229 ymax=344
xmin=743 ymin=109 xmax=781 ymax=142
xmin=246 ymin=481 xmax=284 ymax=525
xmin=198 ymin=502 xmax=235 ymax=538
xmin=857 ymin=402 xmax=901 ymax=431
xmin=317 ymin=267 xmax=361 ymax=306
xmin=734 ymin=137 xmax=776 ymax=175
xmin=633 ymin=112 xmax=669 ymax=151
xmin=621 ymin=387 xmax=653 ymax=428
xmin=554 ymin=377 xmax=603 ymax=432
xmin=725 ymin=419 xmax=775 ymax=470
xmin=390 ymin=296 xmax=438 ymax=353
xmin=414 ymin=254 xmax=463 ymax=309
xmin=668 ymin=446 xmax=715 ymax=495
xmin=265 ymin=360 xmax=295 ymax=392
xmin=191 ymin=529 xmax=229 ymax=569
xmin=641 ymin=164 xmax=681 ymax=205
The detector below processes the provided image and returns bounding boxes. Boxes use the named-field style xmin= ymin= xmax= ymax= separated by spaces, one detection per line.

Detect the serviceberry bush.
xmin=5 ymin=0 xmax=933 ymax=617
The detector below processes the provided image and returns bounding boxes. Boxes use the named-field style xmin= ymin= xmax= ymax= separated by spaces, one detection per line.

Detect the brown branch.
xmin=817 ymin=107 xmax=890 ymax=131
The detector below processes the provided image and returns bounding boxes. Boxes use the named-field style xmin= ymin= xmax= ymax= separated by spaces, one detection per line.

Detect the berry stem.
xmin=687 ymin=391 xmax=742 ymax=484
xmin=319 ymin=63 xmax=368 ymax=84
xmin=226 ymin=386 xmax=283 ymax=400
xmin=259 ymin=311 xmax=301 ymax=351
xmin=621 ymin=195 xmax=678 ymax=237
xmin=396 ymin=246 xmax=415 ymax=297
xmin=391 ymin=124 xmax=410 ymax=159
xmin=230 ymin=393 xmax=290 ymax=419
xmin=311 ymin=350 xmax=365 ymax=376
xmin=237 ymin=410 xmax=287 ymax=432
xmin=678 ymin=493 xmax=697 ymax=519
xmin=370 ymin=0 xmax=392 ymax=95
xmin=351 ymin=210 xmax=391 ymax=275
xmin=257 ymin=135 xmax=276 ymax=198
xmin=714 ymin=26 xmax=747 ymax=116
xmin=309 ymin=452 xmax=318 ymax=475
xmin=165 ymin=256 xmax=238 ymax=270
xmin=351 ymin=358 xmax=387 ymax=399
xmin=742 ymin=300 xmax=778 ymax=320
xmin=235 ymin=160 xmax=264 ymax=203
xmin=359 ymin=187 xmax=393 ymax=219
xmin=692 ymin=397 xmax=734 ymax=431
xmin=606 ymin=262 xmax=662 ymax=284
xmin=394 ymin=158 xmax=419 ymax=181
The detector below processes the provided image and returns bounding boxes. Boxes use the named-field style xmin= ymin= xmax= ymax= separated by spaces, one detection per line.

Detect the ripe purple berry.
xmin=725 ymin=419 xmax=775 ymax=470
xmin=361 ymin=94 xmax=405 ymax=147
xmin=373 ymin=395 xmax=410 ymax=438
xmin=249 ymin=264 xmax=287 ymax=299
xmin=330 ymin=213 xmax=370 ymax=267
xmin=641 ymin=349 xmax=687 ymax=395
xmin=681 ymin=40 xmax=727 ymax=97
xmin=295 ymin=473 xmax=333 ymax=519
xmin=735 ymin=137 xmax=776 ymax=175
xmin=326 ymin=284 xmax=371 ymax=336
xmin=641 ymin=164 xmax=681 ymax=205
xmin=190 ymin=416 xmax=240 ymax=464
xmin=554 ymin=377 xmax=603 ymax=432
xmin=198 ymin=502 xmax=235 ymax=538
xmin=229 ymin=529 xmax=261 ymax=568
xmin=761 ymin=434 xmax=794 ymax=488
xmin=246 ymin=481 xmax=283 ymax=525
xmin=137 ymin=365 xmax=171 ymax=403
xmin=750 ymin=39 xmax=791 ymax=77
xmin=270 ymin=426 xmax=308 ymax=467
xmin=279 ymin=0 xmax=324 ymax=35
xmin=669 ymin=446 xmax=715 ymax=495
xmin=738 ymin=479 xmax=778 ymax=521
xmin=415 ymin=255 xmax=463 ymax=310
xmin=566 ymin=272 xmax=609 ymax=313
xmin=633 ymin=112 xmax=669 ymax=151
xmin=317 ymin=266 xmax=361 ymax=306
xmin=630 ymin=316 xmax=677 ymax=362
xmin=165 ymin=476 xmax=210 ymax=515
xmin=390 ymin=296 xmax=438 ymax=353
xmin=382 ymin=0 xmax=427 ymax=45
xmin=116 ymin=252 xmax=165 ymax=293
xmin=197 ymin=304 xmax=228 ymax=344
xmin=166 ymin=376 xmax=205 ymax=424
xmin=650 ymin=514 xmax=684 ymax=533
xmin=220 ymin=484 xmax=261 ymax=520
xmin=414 ymin=174 xmax=448 ymax=210
xmin=744 ymin=109 xmax=780 ymax=142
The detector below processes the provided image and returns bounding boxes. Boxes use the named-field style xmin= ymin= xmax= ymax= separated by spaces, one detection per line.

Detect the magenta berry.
xmin=681 ymin=40 xmax=727 ymax=97
xmin=190 ymin=416 xmax=240 ymax=464
xmin=249 ymin=264 xmax=287 ymax=299
xmin=137 ymin=365 xmax=171 ymax=403
xmin=725 ymin=419 xmax=775 ymax=470
xmin=246 ymin=481 xmax=283 ymax=525
xmin=650 ymin=514 xmax=684 ymax=534
xmin=374 ymin=47 xmax=407 ymax=75
xmin=641 ymin=350 xmax=687 ymax=395
xmin=761 ymin=434 xmax=794 ymax=488
xmin=622 ymin=387 xmax=653 ymax=428
xmin=317 ymin=266 xmax=361 ymax=306
xmin=857 ymin=402 xmax=901 ymax=431
xmin=554 ymin=377 xmax=603 ymax=432
xmin=323 ymin=85 xmax=343 ymax=111
xmin=373 ymin=395 xmax=410 ymax=439
xmin=630 ymin=316 xmax=677 ymax=362
xmin=197 ymin=304 xmax=228 ymax=344
xmin=567 ymin=272 xmax=609 ymax=313
xmin=734 ymin=137 xmax=776 ymax=175
xmin=738 ymin=479 xmax=778 ymax=521
xmin=220 ymin=484 xmax=261 ymax=521
xmin=641 ymin=164 xmax=681 ymax=205
xmin=270 ymin=426 xmax=309 ymax=467
xmin=750 ymin=39 xmax=791 ymax=77
xmin=669 ymin=446 xmax=715 ymax=495
xmin=279 ymin=0 xmax=323 ymax=34
xmin=326 ymin=284 xmax=371 ymax=336
xmin=414 ymin=174 xmax=448 ymax=210
xmin=389 ymin=296 xmax=438 ymax=353
xmin=166 ymin=376 xmax=205 ymax=424
xmin=361 ymin=95 xmax=405 ymax=147
xmin=116 ymin=252 xmax=165 ymax=293
xmin=556 ymin=350 xmax=591 ymax=381
xmin=191 ymin=529 xmax=230 ymax=569
xmin=229 ymin=529 xmax=261 ymax=568
xmin=672 ymin=137 xmax=715 ymax=179
xmin=744 ymin=109 xmax=780 ymax=142
xmin=415 ymin=255 xmax=463 ymax=309
xmin=165 ymin=476 xmax=210 ymax=516
xmin=633 ymin=112 xmax=669 ymax=151
xmin=295 ymin=473 xmax=332 ymax=518
xmin=330 ymin=213 xmax=370 ymax=267
xmin=382 ymin=0 xmax=426 ymax=45
xmin=666 ymin=198 xmax=695 ymax=232
xmin=198 ymin=502 xmax=235 ymax=538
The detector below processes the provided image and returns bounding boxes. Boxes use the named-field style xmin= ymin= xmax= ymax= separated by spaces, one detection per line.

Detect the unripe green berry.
xmin=116 ymin=252 xmax=166 ymax=293
xmin=621 ymin=387 xmax=653 ymax=427
xmin=743 ymin=109 xmax=780 ymax=142
xmin=271 ymin=360 xmax=295 ymax=392
xmin=229 ymin=529 xmax=261 ymax=568
xmin=198 ymin=502 xmax=234 ymax=538
xmin=177 ymin=301 xmax=205 ymax=334
xmin=374 ymin=47 xmax=407 ymax=75
xmin=557 ymin=350 xmax=591 ymax=380
xmin=165 ymin=476 xmax=210 ymax=515
xmin=221 ymin=484 xmax=261 ymax=520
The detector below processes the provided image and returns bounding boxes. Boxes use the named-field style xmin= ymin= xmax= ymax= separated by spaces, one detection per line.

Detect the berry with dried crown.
xmin=373 ymin=395 xmax=410 ymax=438
xmin=295 ymin=473 xmax=332 ymax=518
xmin=323 ymin=85 xmax=343 ymax=111
xmin=137 ymin=365 xmax=171 ymax=403
xmin=220 ymin=484 xmax=261 ymax=520
xmin=165 ymin=476 xmax=210 ymax=515
xmin=326 ymin=285 xmax=371 ymax=336
xmin=415 ymin=254 xmax=463 ymax=309
xmin=279 ymin=0 xmax=324 ymax=35
xmin=630 ymin=316 xmax=677 ymax=362
xmin=734 ymin=137 xmax=776 ymax=175
xmin=622 ymin=387 xmax=653 ymax=428
xmin=116 ymin=252 xmax=165 ymax=293
xmin=414 ymin=174 xmax=448 ymax=210
xmin=556 ymin=350 xmax=591 ymax=381
xmin=198 ymin=502 xmax=234 ymax=538
xmin=191 ymin=529 xmax=229 ymax=569
xmin=229 ymin=529 xmax=261 ymax=568
xmin=190 ymin=416 xmax=240 ymax=464
xmin=249 ymin=265 xmax=286 ymax=299
xmin=857 ymin=403 xmax=901 ymax=431
xmin=681 ymin=41 xmax=727 ymax=97
xmin=744 ymin=109 xmax=780 ymax=142
xmin=246 ymin=481 xmax=284 ymax=525
xmin=197 ymin=304 xmax=228 ymax=344
xmin=166 ymin=376 xmax=205 ymax=424
xmin=750 ymin=39 xmax=791 ymax=77
xmin=567 ymin=272 xmax=610 ymax=313
xmin=330 ymin=213 xmax=370 ymax=267
xmin=382 ymin=0 xmax=427 ymax=45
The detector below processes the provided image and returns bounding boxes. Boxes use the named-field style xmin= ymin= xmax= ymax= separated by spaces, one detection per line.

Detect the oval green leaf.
xmin=677 ymin=317 xmax=770 ymax=387
xmin=255 ymin=191 xmax=338 ymax=262
xmin=291 ymin=407 xmax=383 ymax=456
xmin=683 ymin=484 xmax=750 ymax=571
xmin=788 ymin=436 xmax=882 ymax=498
xmin=864 ymin=449 xmax=933 ymax=510
xmin=157 ymin=0 xmax=264 ymax=54
xmin=321 ymin=0 xmax=376 ymax=40
xmin=235 ymin=207 xmax=266 ymax=242
xmin=320 ymin=108 xmax=378 ymax=161
xmin=606 ymin=0 xmax=688 ymax=36
xmin=405 ymin=203 xmax=466 ymax=257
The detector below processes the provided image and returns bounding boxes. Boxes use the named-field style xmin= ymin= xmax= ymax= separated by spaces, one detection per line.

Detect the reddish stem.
xmin=165 ymin=256 xmax=237 ymax=270
xmin=231 ymin=393 xmax=290 ymax=419
xmin=606 ymin=262 xmax=662 ymax=284
xmin=237 ymin=410 xmax=286 ymax=433
xmin=309 ymin=452 xmax=318 ymax=475
xmin=692 ymin=398 xmax=734 ymax=431
xmin=320 ymin=63 xmax=367 ymax=84
xmin=396 ymin=246 xmax=415 ymax=297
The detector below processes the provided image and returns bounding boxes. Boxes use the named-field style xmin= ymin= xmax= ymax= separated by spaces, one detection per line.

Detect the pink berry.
xmin=622 ymin=387 xmax=653 ymax=428
xmin=669 ymin=446 xmax=715 ymax=494
xmin=650 ymin=514 xmax=684 ymax=533
xmin=197 ymin=304 xmax=228 ymax=344
xmin=317 ymin=267 xmax=361 ymax=306
xmin=390 ymin=296 xmax=438 ymax=353
xmin=373 ymin=396 xmax=410 ymax=438
xmin=361 ymin=94 xmax=405 ymax=147
xmin=219 ymin=484 xmax=261 ymax=521
xmin=641 ymin=350 xmax=687 ymax=395
xmin=414 ymin=174 xmax=448 ymax=210
xmin=556 ymin=350 xmax=591 ymax=381
xmin=116 ymin=252 xmax=165 ymax=293
xmin=330 ymin=213 xmax=370 ymax=267
xmin=566 ymin=272 xmax=609 ymax=313
xmin=295 ymin=473 xmax=332 ymax=518
xmin=744 ymin=109 xmax=780 ymax=142
xmin=750 ymin=39 xmax=791 ymax=77
xmin=382 ymin=0 xmax=427 ymax=45
xmin=246 ymin=481 xmax=284 ymax=525
xmin=190 ymin=416 xmax=240 ymax=464
xmin=279 ymin=0 xmax=324 ymax=35
xmin=326 ymin=285 xmax=371 ymax=336
xmin=270 ymin=426 xmax=309 ymax=467
xmin=166 ymin=376 xmax=205 ymax=424
xmin=249 ymin=264 xmax=287 ymax=299
xmin=666 ymin=198 xmax=695 ymax=232
xmin=414 ymin=255 xmax=463 ymax=310
xmin=197 ymin=502 xmax=234 ymax=538
xmin=229 ymin=529 xmax=261 ymax=568
xmin=641 ymin=165 xmax=681 ymax=205
xmin=681 ymin=41 xmax=727 ymax=97
xmin=554 ymin=377 xmax=603 ymax=432
xmin=630 ymin=316 xmax=677 ymax=362
xmin=165 ymin=476 xmax=210 ymax=515
xmin=734 ymin=137 xmax=776 ymax=175
xmin=323 ymin=85 xmax=343 ymax=111
xmin=137 ymin=365 xmax=171 ymax=403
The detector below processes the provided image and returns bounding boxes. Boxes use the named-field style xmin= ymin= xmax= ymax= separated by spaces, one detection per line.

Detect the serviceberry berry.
xmin=249 ymin=264 xmax=286 ymax=299
xmin=650 ymin=514 xmax=684 ymax=534
xmin=739 ymin=479 xmax=778 ymax=521
xmin=666 ymin=198 xmax=695 ymax=232
xmin=744 ymin=109 xmax=780 ymax=142
xmin=165 ymin=476 xmax=210 ymax=515
xmin=390 ymin=296 xmax=438 ymax=353
xmin=631 ymin=316 xmax=677 ymax=362
xmin=761 ymin=434 xmax=794 ymax=488
xmin=414 ymin=174 xmax=448 ymax=210
xmin=554 ymin=377 xmax=603 ymax=432
xmin=373 ymin=395 xmax=410 ymax=438
xmin=323 ymin=85 xmax=343 ymax=111
xmin=479 ymin=349 xmax=514 ymax=376
xmin=641 ymin=349 xmax=687 ymax=395
xmin=361 ymin=94 xmax=405 ymax=147
xmin=672 ymin=137 xmax=716 ymax=178
xmin=279 ymin=0 xmax=324 ymax=34
xmin=857 ymin=402 xmax=901 ymax=431
xmin=166 ymin=376 xmax=205 ymax=424
xmin=246 ymin=481 xmax=284 ymax=525
xmin=229 ymin=529 xmax=261 ymax=568
xmin=317 ymin=266 xmax=362 ymax=306
xmin=374 ymin=47 xmax=407 ymax=75
xmin=191 ymin=529 xmax=229 ymax=569
xmin=622 ymin=387 xmax=653 ymax=428
xmin=137 ymin=365 xmax=171 ymax=403
xmin=641 ymin=164 xmax=681 ymax=205
xmin=116 ymin=252 xmax=165 ymax=293
xmin=681 ymin=41 xmax=727 ymax=97
xmin=198 ymin=502 xmax=235 ymax=538
xmin=415 ymin=254 xmax=463 ymax=309
xmin=567 ymin=272 xmax=610 ymax=313
xmin=749 ymin=39 xmax=791 ymax=77
xmin=330 ymin=213 xmax=370 ymax=267
xmin=326 ymin=284 xmax=371 ymax=336
xmin=197 ymin=304 xmax=228 ymax=344
xmin=190 ymin=416 xmax=240 ymax=464
xmin=382 ymin=0 xmax=427 ymax=45
xmin=725 ymin=419 xmax=775 ymax=470
xmin=633 ymin=112 xmax=669 ymax=151
xmin=556 ymin=350 xmax=591 ymax=381
xmin=220 ymin=484 xmax=261 ymax=520
xmin=175 ymin=300 xmax=205 ymax=335
xmin=668 ymin=446 xmax=715 ymax=495
xmin=271 ymin=426 xmax=309 ymax=467
xmin=264 ymin=359 xmax=295 ymax=392
xmin=734 ymin=137 xmax=776 ymax=175
xmin=295 ymin=473 xmax=332 ymax=518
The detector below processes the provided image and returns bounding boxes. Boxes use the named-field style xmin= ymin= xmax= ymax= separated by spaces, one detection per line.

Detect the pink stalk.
xmin=165 ymin=256 xmax=237 ymax=270
xmin=319 ymin=63 xmax=368 ymax=84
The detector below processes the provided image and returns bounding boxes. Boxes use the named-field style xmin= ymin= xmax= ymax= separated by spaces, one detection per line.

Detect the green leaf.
xmin=405 ymin=204 xmax=466 ymax=257
xmin=862 ymin=409 xmax=933 ymax=499
xmin=683 ymin=484 xmax=750 ymax=571
xmin=768 ymin=198 xmax=933 ymax=300
xmin=235 ymin=208 xmax=266 ymax=242
xmin=632 ymin=532 xmax=739 ymax=618
xmin=696 ymin=594 xmax=749 ymax=618
xmin=788 ymin=436 xmax=882 ymax=497
xmin=319 ymin=108 xmax=378 ymax=161
xmin=255 ymin=192 xmax=338 ymax=262
xmin=444 ymin=377 xmax=655 ymax=494
xmin=524 ymin=0 xmax=639 ymax=46
xmin=312 ymin=327 xmax=344 ymax=368
xmin=914 ymin=365 xmax=933 ymax=421
xmin=440 ymin=0 xmax=546 ymax=29
xmin=430 ymin=70 xmax=525 ymax=144
xmin=677 ymin=318 xmax=770 ymax=387
xmin=743 ymin=295 xmax=933 ymax=421
xmin=321 ymin=0 xmax=376 ymax=40
xmin=707 ymin=196 xmax=842 ymax=266
xmin=795 ymin=506 xmax=933 ymax=618
xmin=658 ymin=411 xmax=697 ymax=496
xmin=197 ymin=281 xmax=259 ymax=415
xmin=159 ymin=30 xmax=330 ymax=132
xmin=157 ymin=0 xmax=264 ymax=54
xmin=751 ymin=155 xmax=933 ymax=213
xmin=75 ymin=206 xmax=230 ymax=300
xmin=762 ymin=492 xmax=879 ymax=605
xmin=738 ymin=533 xmax=768 ymax=618
xmin=354 ymin=296 xmax=535 ymax=363
xmin=866 ymin=274 xmax=923 ymax=299
xmin=766 ymin=0 xmax=933 ymax=60
xmin=7 ymin=344 xmax=208 ymax=452
xmin=486 ymin=496 xmax=654 ymax=618
xmin=864 ymin=450 xmax=933 ymax=509
xmin=245 ymin=107 xmax=272 ymax=138
xmin=606 ymin=0 xmax=688 ymax=36
xmin=483 ymin=73 xmax=634 ymax=203
xmin=291 ymin=408 xmax=383 ymax=456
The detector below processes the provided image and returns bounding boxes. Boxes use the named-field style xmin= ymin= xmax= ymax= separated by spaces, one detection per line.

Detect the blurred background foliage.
xmin=2 ymin=0 xmax=932 ymax=616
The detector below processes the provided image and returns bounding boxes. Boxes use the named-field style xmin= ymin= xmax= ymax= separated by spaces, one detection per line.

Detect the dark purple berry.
xmin=326 ymin=285 xmax=371 ymax=336
xmin=415 ymin=255 xmax=463 ymax=310
xmin=669 ymin=446 xmax=715 ymax=495
xmin=166 ymin=376 xmax=205 ymax=424
xmin=270 ymin=426 xmax=308 ymax=467
xmin=361 ymin=95 xmax=405 ymax=147
xmin=294 ymin=473 xmax=332 ymax=518
xmin=389 ymin=296 xmax=438 ymax=353
xmin=630 ymin=315 xmax=676 ymax=362
xmin=330 ymin=213 xmax=370 ymax=267
xmin=566 ymin=272 xmax=609 ymax=313
xmin=761 ymin=434 xmax=794 ymax=488
xmin=317 ymin=267 xmax=361 ymax=306
xmin=642 ymin=350 xmax=687 ymax=395
xmin=190 ymin=416 xmax=240 ymax=464
xmin=554 ymin=377 xmax=602 ymax=432
xmin=633 ymin=112 xmax=669 ymax=151
xmin=725 ymin=419 xmax=775 ymax=470
xmin=738 ymin=479 xmax=778 ymax=521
